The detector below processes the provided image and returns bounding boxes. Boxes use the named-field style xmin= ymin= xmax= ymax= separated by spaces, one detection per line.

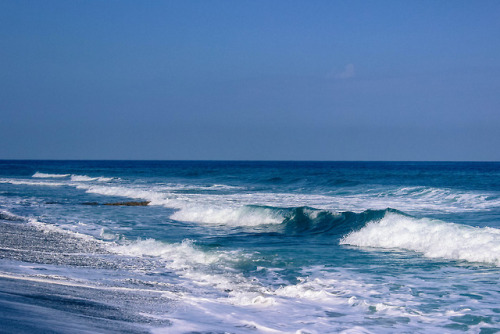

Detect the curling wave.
xmin=280 ymin=207 xmax=391 ymax=236
xmin=173 ymin=204 xmax=395 ymax=236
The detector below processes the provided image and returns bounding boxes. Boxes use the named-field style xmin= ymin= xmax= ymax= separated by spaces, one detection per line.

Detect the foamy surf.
xmin=3 ymin=161 xmax=500 ymax=333
xmin=110 ymin=239 xmax=222 ymax=269
xmin=7 ymin=172 xmax=500 ymax=218
xmin=32 ymin=172 xmax=70 ymax=178
xmin=80 ymin=184 xmax=170 ymax=205
xmin=0 ymin=179 xmax=67 ymax=187
xmin=70 ymin=175 xmax=115 ymax=182
xmin=170 ymin=205 xmax=284 ymax=226
xmin=340 ymin=212 xmax=500 ymax=266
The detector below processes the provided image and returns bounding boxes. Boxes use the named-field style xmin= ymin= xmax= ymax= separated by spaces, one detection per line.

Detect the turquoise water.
xmin=1 ymin=161 xmax=500 ymax=333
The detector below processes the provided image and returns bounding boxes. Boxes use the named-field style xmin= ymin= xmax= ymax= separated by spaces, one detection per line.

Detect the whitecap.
xmin=340 ymin=212 xmax=500 ymax=265
xmin=70 ymin=175 xmax=115 ymax=182
xmin=32 ymin=172 xmax=70 ymax=178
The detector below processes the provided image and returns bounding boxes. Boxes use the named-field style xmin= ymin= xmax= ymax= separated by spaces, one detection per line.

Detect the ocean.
xmin=0 ymin=160 xmax=499 ymax=333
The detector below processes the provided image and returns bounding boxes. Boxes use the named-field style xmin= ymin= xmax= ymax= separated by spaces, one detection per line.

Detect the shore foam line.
xmin=0 ymin=272 xmax=179 ymax=298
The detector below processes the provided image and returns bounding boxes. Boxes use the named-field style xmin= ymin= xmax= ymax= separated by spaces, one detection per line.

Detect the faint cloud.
xmin=330 ymin=63 xmax=355 ymax=79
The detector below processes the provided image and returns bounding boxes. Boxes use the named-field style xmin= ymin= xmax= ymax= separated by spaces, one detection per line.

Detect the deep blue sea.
xmin=1 ymin=161 xmax=499 ymax=333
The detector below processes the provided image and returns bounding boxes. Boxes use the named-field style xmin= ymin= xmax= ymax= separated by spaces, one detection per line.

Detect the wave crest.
xmin=171 ymin=205 xmax=395 ymax=238
xmin=171 ymin=205 xmax=284 ymax=226
xmin=32 ymin=172 xmax=69 ymax=178
xmin=281 ymin=207 xmax=391 ymax=236
xmin=71 ymin=175 xmax=115 ymax=182
xmin=340 ymin=212 xmax=500 ymax=266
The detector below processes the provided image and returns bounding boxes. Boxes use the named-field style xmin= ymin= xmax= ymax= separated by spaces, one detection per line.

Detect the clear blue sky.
xmin=1 ymin=0 xmax=499 ymax=160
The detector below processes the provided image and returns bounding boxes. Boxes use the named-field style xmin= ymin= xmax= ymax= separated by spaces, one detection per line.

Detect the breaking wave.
xmin=0 ymin=179 xmax=67 ymax=187
xmin=32 ymin=172 xmax=115 ymax=182
xmin=5 ymin=173 xmax=500 ymax=216
xmin=170 ymin=205 xmax=285 ymax=226
xmin=171 ymin=204 xmax=500 ymax=266
xmin=70 ymin=175 xmax=115 ymax=182
xmin=32 ymin=172 xmax=70 ymax=178
xmin=280 ymin=207 xmax=390 ymax=236
xmin=173 ymin=205 xmax=393 ymax=237
xmin=340 ymin=212 xmax=500 ymax=266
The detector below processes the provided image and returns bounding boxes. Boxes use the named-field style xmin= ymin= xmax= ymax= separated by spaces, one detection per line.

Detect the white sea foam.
xmin=111 ymin=239 xmax=255 ymax=287
xmin=71 ymin=175 xmax=97 ymax=182
xmin=322 ymin=185 xmax=500 ymax=214
xmin=110 ymin=239 xmax=273 ymax=309
xmin=110 ymin=239 xmax=221 ymax=270
xmin=72 ymin=181 xmax=500 ymax=227
xmin=70 ymin=175 xmax=115 ymax=182
xmin=27 ymin=218 xmax=98 ymax=242
xmin=8 ymin=172 xmax=500 ymax=229
xmin=158 ymin=263 xmax=441 ymax=334
xmin=80 ymin=185 xmax=170 ymax=205
xmin=32 ymin=172 xmax=114 ymax=183
xmin=111 ymin=239 xmax=418 ymax=318
xmin=4 ymin=206 xmax=498 ymax=333
xmin=155 ymin=183 xmax=244 ymax=191
xmin=381 ymin=186 xmax=500 ymax=212
xmin=0 ymin=179 xmax=67 ymax=187
xmin=79 ymin=184 xmax=283 ymax=226
xmin=32 ymin=172 xmax=70 ymax=178
xmin=170 ymin=205 xmax=284 ymax=226
xmin=340 ymin=212 xmax=500 ymax=265
xmin=4 ymin=166 xmax=500 ymax=333
xmin=9 ymin=171 xmax=500 ymax=219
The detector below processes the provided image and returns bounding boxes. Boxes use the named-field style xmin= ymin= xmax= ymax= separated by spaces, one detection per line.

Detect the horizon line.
xmin=1 ymin=159 xmax=499 ymax=163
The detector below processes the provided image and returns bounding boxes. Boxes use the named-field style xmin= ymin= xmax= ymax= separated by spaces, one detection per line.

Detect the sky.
xmin=1 ymin=0 xmax=499 ymax=161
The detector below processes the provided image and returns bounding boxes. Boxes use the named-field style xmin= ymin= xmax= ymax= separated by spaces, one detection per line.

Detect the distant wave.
xmin=341 ymin=212 xmax=500 ymax=266
xmin=8 ymin=173 xmax=500 ymax=215
xmin=32 ymin=172 xmax=115 ymax=182
xmin=76 ymin=181 xmax=500 ymax=229
xmin=0 ymin=179 xmax=67 ymax=187
xmin=81 ymin=185 xmax=170 ymax=204
xmin=70 ymin=175 xmax=115 ymax=182
xmin=32 ymin=172 xmax=70 ymax=178
xmin=377 ymin=186 xmax=500 ymax=212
